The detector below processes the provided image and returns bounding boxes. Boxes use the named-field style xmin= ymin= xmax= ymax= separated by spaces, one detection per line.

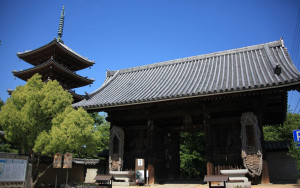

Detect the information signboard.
xmin=293 ymin=130 xmax=300 ymax=146
xmin=0 ymin=158 xmax=27 ymax=182
xmin=135 ymin=158 xmax=145 ymax=184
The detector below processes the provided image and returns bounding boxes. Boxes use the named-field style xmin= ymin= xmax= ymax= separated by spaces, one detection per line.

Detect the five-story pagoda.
xmin=12 ymin=6 xmax=94 ymax=103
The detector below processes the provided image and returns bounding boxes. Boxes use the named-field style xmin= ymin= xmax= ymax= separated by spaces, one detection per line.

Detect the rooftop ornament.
xmin=57 ymin=6 xmax=65 ymax=43
xmin=274 ymin=64 xmax=282 ymax=76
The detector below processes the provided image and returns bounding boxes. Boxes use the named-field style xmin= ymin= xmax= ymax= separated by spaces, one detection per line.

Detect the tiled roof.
xmin=72 ymin=158 xmax=100 ymax=165
xmin=265 ymin=140 xmax=291 ymax=151
xmin=17 ymin=39 xmax=95 ymax=65
xmin=13 ymin=58 xmax=94 ymax=86
xmin=73 ymin=39 xmax=300 ymax=110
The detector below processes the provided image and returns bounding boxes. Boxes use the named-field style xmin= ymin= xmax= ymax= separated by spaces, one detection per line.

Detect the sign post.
xmin=53 ymin=153 xmax=62 ymax=188
xmin=63 ymin=153 xmax=72 ymax=186
xmin=293 ymin=130 xmax=300 ymax=146
xmin=53 ymin=153 xmax=72 ymax=187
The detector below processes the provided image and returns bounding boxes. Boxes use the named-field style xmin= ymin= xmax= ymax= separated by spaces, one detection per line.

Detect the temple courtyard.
xmin=114 ymin=184 xmax=298 ymax=188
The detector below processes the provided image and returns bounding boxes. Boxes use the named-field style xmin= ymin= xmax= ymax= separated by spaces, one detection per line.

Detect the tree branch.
xmin=33 ymin=162 xmax=52 ymax=186
xmin=34 ymin=154 xmax=40 ymax=179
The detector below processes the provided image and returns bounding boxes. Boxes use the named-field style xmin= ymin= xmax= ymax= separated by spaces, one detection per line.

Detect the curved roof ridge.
xmin=58 ymin=41 xmax=95 ymax=64
xmin=17 ymin=40 xmax=53 ymax=55
xmin=116 ymin=40 xmax=282 ymax=74
xmin=17 ymin=39 xmax=95 ymax=64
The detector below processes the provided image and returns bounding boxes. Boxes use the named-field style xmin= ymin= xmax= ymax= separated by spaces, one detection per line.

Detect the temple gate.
xmin=74 ymin=39 xmax=300 ymax=184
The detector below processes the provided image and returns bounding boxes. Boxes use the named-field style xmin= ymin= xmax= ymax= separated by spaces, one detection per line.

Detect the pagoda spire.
xmin=57 ymin=6 xmax=65 ymax=43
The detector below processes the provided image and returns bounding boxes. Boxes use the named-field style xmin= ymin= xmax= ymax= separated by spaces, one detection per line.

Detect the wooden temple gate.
xmin=104 ymin=89 xmax=287 ymax=184
xmin=73 ymin=39 xmax=300 ymax=184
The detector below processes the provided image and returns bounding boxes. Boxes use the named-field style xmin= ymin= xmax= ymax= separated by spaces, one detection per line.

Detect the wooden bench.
xmin=203 ymin=175 xmax=229 ymax=188
xmin=94 ymin=175 xmax=115 ymax=188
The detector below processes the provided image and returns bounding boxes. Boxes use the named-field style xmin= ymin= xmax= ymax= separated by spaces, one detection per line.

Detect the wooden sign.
xmin=53 ymin=153 xmax=62 ymax=168
xmin=63 ymin=153 xmax=72 ymax=168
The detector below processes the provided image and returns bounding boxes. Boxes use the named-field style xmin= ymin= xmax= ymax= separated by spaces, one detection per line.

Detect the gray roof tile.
xmin=74 ymin=39 xmax=300 ymax=109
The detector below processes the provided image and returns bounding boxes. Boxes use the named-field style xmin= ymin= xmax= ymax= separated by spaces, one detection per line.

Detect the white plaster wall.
xmin=84 ymin=168 xmax=98 ymax=183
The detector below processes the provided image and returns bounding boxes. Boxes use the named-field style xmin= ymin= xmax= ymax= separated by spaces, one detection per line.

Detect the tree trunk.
xmin=31 ymin=163 xmax=53 ymax=188
xmin=30 ymin=153 xmax=52 ymax=188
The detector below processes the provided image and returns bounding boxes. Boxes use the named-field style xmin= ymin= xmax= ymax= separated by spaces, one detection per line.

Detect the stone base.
xmin=84 ymin=168 xmax=98 ymax=183
xmin=225 ymin=182 xmax=251 ymax=188
xmin=112 ymin=182 xmax=136 ymax=186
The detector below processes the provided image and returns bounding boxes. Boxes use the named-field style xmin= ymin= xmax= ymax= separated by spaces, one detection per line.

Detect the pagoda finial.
xmin=57 ymin=6 xmax=65 ymax=43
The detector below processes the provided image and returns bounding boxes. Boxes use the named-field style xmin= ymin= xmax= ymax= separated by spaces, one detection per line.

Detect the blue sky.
xmin=0 ymin=0 xmax=300 ymax=113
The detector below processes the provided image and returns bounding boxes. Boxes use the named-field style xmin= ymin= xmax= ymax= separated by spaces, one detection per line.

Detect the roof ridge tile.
xmin=114 ymin=40 xmax=282 ymax=75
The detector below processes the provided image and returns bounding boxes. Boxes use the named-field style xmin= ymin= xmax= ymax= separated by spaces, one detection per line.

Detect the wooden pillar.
xmin=166 ymin=132 xmax=180 ymax=180
xmin=261 ymin=160 xmax=270 ymax=184
xmin=148 ymin=163 xmax=155 ymax=184
xmin=204 ymin=109 xmax=214 ymax=175
xmin=256 ymin=100 xmax=270 ymax=184
xmin=146 ymin=120 xmax=155 ymax=184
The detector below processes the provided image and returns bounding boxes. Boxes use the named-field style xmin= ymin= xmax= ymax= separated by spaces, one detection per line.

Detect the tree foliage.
xmin=289 ymin=141 xmax=300 ymax=174
xmin=89 ymin=112 xmax=110 ymax=151
xmin=180 ymin=132 xmax=206 ymax=178
xmin=0 ymin=74 xmax=73 ymax=154
xmin=263 ymin=110 xmax=300 ymax=175
xmin=0 ymin=97 xmax=17 ymax=153
xmin=0 ymin=98 xmax=3 ymax=108
xmin=263 ymin=112 xmax=300 ymax=141
xmin=0 ymin=74 xmax=103 ymax=187
xmin=34 ymin=107 xmax=100 ymax=157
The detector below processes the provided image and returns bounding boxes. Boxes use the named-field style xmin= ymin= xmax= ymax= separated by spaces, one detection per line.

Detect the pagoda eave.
xmin=69 ymin=90 xmax=85 ymax=103
xmin=13 ymin=59 xmax=94 ymax=89
xmin=17 ymin=39 xmax=94 ymax=71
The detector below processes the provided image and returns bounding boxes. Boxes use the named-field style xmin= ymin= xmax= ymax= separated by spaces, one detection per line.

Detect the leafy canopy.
xmin=90 ymin=112 xmax=110 ymax=151
xmin=180 ymin=132 xmax=206 ymax=178
xmin=34 ymin=107 xmax=99 ymax=156
xmin=0 ymin=97 xmax=17 ymax=153
xmin=0 ymin=74 xmax=101 ymax=156
xmin=263 ymin=112 xmax=300 ymax=141
xmin=263 ymin=110 xmax=300 ymax=175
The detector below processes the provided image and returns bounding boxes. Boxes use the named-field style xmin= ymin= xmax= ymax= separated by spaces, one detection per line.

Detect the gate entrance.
xmin=179 ymin=131 xmax=206 ymax=179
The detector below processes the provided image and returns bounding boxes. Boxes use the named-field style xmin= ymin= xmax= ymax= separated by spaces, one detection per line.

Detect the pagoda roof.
xmin=69 ymin=90 xmax=85 ymax=103
xmin=13 ymin=58 xmax=94 ymax=89
xmin=73 ymin=39 xmax=300 ymax=110
xmin=17 ymin=39 xmax=94 ymax=71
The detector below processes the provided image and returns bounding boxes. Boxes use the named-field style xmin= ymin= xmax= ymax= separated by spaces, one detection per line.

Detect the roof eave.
xmin=17 ymin=39 xmax=95 ymax=65
xmin=79 ymin=81 xmax=300 ymax=111
xmin=13 ymin=59 xmax=94 ymax=84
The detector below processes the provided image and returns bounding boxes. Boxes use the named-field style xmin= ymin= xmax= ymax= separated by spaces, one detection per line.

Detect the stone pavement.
xmin=113 ymin=183 xmax=299 ymax=188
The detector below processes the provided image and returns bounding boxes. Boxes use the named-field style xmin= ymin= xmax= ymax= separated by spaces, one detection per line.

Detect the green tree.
xmin=0 ymin=98 xmax=3 ymax=107
xmin=289 ymin=142 xmax=300 ymax=174
xmin=180 ymin=132 xmax=206 ymax=178
xmin=0 ymin=97 xmax=17 ymax=153
xmin=263 ymin=112 xmax=300 ymax=141
xmin=0 ymin=74 xmax=101 ymax=187
xmin=263 ymin=110 xmax=300 ymax=175
xmin=90 ymin=112 xmax=110 ymax=151
xmin=285 ymin=113 xmax=300 ymax=175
